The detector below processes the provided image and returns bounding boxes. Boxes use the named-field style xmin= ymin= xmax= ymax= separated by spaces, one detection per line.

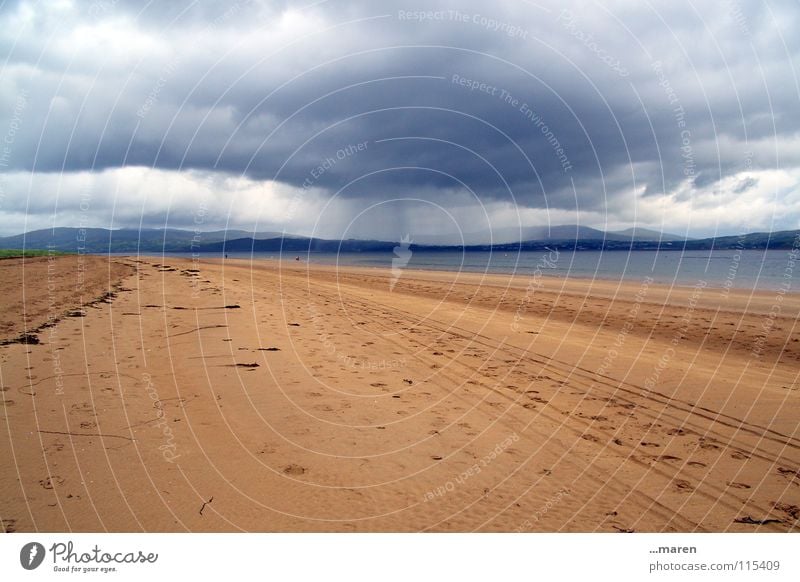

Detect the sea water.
xmin=204 ymin=249 xmax=798 ymax=293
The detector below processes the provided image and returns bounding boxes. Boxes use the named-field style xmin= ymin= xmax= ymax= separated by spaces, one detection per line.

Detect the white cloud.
xmin=2 ymin=165 xmax=797 ymax=241
xmin=0 ymin=166 xmax=329 ymax=235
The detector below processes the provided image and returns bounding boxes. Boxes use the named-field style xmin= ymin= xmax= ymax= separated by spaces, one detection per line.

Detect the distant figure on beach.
xmin=390 ymin=234 xmax=413 ymax=291
xmin=295 ymin=256 xmax=300 ymax=261
xmin=225 ymin=253 xmax=228 ymax=259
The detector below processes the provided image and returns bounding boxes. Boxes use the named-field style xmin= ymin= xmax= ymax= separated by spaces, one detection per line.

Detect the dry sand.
xmin=1 ymin=254 xmax=798 ymax=532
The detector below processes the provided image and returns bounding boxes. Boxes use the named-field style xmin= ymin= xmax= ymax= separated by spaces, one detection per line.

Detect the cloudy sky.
xmin=0 ymin=0 xmax=798 ymax=241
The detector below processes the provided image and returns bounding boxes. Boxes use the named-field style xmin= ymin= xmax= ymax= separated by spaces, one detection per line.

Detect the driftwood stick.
xmin=167 ymin=324 xmax=228 ymax=338
xmin=38 ymin=429 xmax=134 ymax=441
xmin=199 ymin=496 xmax=214 ymax=516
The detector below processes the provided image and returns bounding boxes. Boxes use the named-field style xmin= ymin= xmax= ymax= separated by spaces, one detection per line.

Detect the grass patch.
xmin=0 ymin=249 xmax=74 ymax=259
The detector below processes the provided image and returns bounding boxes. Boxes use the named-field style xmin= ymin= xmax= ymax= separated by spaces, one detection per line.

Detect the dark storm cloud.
xmin=0 ymin=0 xmax=798 ymax=232
xmin=733 ymin=175 xmax=759 ymax=194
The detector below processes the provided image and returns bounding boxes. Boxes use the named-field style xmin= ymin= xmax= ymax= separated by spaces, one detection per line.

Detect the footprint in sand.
xmin=687 ymin=461 xmax=707 ymax=468
xmin=370 ymin=382 xmax=387 ymax=388
xmin=39 ymin=475 xmax=65 ymax=490
xmin=772 ymin=502 xmax=800 ymax=520
xmin=666 ymin=428 xmax=688 ymax=436
xmin=44 ymin=440 xmax=64 ymax=454
xmin=731 ymin=451 xmax=750 ymax=460
xmin=727 ymin=481 xmax=751 ymax=489
xmin=283 ymin=464 xmax=306 ymax=475
xmin=674 ymin=479 xmax=694 ymax=491
xmin=70 ymin=403 xmax=94 ymax=416
xmin=777 ymin=467 xmax=800 ymax=481
xmin=640 ymin=442 xmax=660 ymax=448
xmin=698 ymin=439 xmax=720 ymax=450
xmin=2 ymin=518 xmax=17 ymax=533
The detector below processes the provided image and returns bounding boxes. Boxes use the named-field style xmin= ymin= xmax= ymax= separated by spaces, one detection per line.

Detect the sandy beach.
xmin=1 ymin=254 xmax=798 ymax=532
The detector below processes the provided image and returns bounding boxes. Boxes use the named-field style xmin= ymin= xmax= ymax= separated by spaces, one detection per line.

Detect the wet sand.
xmin=1 ymin=255 xmax=798 ymax=532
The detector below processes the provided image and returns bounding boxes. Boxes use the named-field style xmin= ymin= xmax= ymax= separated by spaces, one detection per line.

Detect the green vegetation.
xmin=0 ymin=249 xmax=73 ymax=259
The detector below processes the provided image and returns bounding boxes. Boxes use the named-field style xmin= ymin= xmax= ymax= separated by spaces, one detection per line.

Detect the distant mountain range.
xmin=410 ymin=225 xmax=688 ymax=245
xmin=0 ymin=227 xmax=293 ymax=253
xmin=0 ymin=226 xmax=797 ymax=254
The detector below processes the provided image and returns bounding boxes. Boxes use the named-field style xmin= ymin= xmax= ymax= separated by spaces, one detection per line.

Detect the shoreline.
xmin=205 ymin=256 xmax=800 ymax=317
xmin=109 ymin=250 xmax=800 ymax=295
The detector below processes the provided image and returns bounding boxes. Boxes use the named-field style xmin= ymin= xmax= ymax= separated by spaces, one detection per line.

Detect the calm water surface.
xmin=187 ymin=249 xmax=797 ymax=293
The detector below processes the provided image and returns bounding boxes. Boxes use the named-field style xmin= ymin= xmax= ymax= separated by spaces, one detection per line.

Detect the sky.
xmin=0 ymin=0 xmax=798 ymax=242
